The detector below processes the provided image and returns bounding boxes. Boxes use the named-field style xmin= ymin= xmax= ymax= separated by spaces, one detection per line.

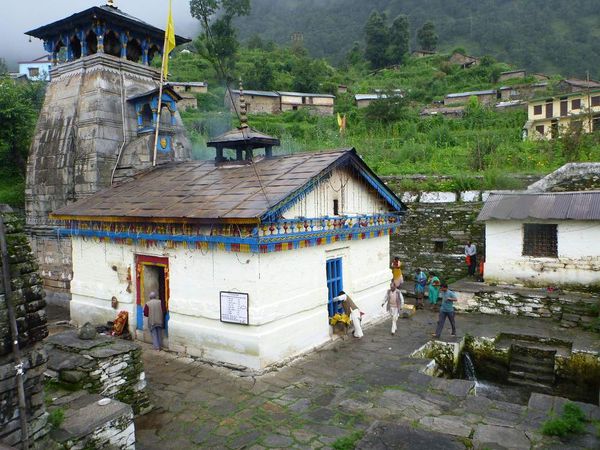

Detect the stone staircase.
xmin=508 ymin=343 xmax=556 ymax=392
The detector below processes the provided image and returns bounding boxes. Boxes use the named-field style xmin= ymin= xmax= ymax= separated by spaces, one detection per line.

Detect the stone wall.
xmin=0 ymin=207 xmax=49 ymax=447
xmin=45 ymin=331 xmax=150 ymax=415
xmin=454 ymin=285 xmax=599 ymax=330
xmin=390 ymin=192 xmax=485 ymax=281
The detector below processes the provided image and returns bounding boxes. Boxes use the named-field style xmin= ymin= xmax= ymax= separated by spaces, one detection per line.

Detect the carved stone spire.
xmin=238 ymin=79 xmax=249 ymax=129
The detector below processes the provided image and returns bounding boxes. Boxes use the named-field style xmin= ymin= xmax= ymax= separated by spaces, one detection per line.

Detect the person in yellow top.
xmin=391 ymin=256 xmax=403 ymax=287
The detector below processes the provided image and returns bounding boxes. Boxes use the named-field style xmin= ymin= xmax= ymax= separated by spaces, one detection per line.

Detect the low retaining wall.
xmin=453 ymin=283 xmax=599 ymax=329
xmin=46 ymin=331 xmax=150 ymax=415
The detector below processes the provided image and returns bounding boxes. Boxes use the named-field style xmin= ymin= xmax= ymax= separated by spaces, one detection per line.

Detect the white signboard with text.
xmin=220 ymin=291 xmax=249 ymax=325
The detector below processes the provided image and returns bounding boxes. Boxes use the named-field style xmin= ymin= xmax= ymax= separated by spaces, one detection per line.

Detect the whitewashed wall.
xmin=485 ymin=220 xmax=600 ymax=287
xmin=70 ymin=233 xmax=391 ymax=369
xmin=283 ymin=167 xmax=388 ymax=218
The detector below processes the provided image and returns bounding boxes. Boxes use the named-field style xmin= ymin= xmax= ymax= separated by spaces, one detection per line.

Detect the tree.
xmin=246 ymin=34 xmax=264 ymax=50
xmin=0 ymin=59 xmax=7 ymax=75
xmin=345 ymin=41 xmax=363 ymax=67
xmin=0 ymin=78 xmax=44 ymax=176
xmin=243 ymin=56 xmax=275 ymax=90
xmin=387 ymin=15 xmax=410 ymax=65
xmin=189 ymin=0 xmax=251 ymax=79
xmin=364 ymin=11 xmax=390 ymax=70
xmin=417 ymin=21 xmax=438 ymax=51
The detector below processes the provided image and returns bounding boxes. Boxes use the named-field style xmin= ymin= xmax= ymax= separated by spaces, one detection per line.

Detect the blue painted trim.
xmin=136 ymin=304 xmax=143 ymax=330
xmin=57 ymin=219 xmax=402 ymax=252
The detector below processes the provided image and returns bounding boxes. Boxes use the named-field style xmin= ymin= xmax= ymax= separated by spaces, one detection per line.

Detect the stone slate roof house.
xmin=53 ymin=146 xmax=405 ymax=369
xmin=478 ymin=163 xmax=600 ymax=289
xmin=226 ymin=89 xmax=336 ymax=116
xmin=51 ymin=87 xmax=405 ymax=369
xmin=444 ymin=89 xmax=498 ymax=106
xmin=449 ymin=51 xmax=480 ymax=69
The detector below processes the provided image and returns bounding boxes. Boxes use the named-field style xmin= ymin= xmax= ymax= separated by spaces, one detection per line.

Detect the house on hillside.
xmin=355 ymin=91 xmax=403 ymax=109
xmin=420 ymin=106 xmax=465 ymax=118
xmin=478 ymin=163 xmax=600 ymax=290
xmin=51 ymin=103 xmax=405 ymax=369
xmin=444 ymin=89 xmax=497 ymax=106
xmin=498 ymin=70 xmax=527 ymax=82
xmin=449 ymin=52 xmax=480 ymax=69
xmin=167 ymin=81 xmax=208 ymax=110
xmin=498 ymin=82 xmax=549 ymax=101
xmin=279 ymin=91 xmax=335 ymax=115
xmin=18 ymin=55 xmax=52 ymax=81
xmin=226 ymin=89 xmax=335 ymax=116
xmin=226 ymin=89 xmax=281 ymax=115
xmin=522 ymin=89 xmax=600 ymax=140
xmin=558 ymin=78 xmax=600 ymax=94
xmin=412 ymin=50 xmax=437 ymax=58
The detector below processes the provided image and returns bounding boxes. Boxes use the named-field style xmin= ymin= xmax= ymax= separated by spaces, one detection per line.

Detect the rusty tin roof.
xmin=478 ymin=191 xmax=600 ymax=221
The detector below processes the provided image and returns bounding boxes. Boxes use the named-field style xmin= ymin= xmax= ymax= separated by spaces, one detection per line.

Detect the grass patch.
xmin=332 ymin=431 xmax=364 ymax=450
xmin=541 ymin=402 xmax=587 ymax=437
xmin=47 ymin=407 xmax=65 ymax=429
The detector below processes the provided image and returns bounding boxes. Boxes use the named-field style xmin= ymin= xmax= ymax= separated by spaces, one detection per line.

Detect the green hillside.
xmin=173 ymin=44 xmax=600 ymax=193
xmin=234 ymin=0 xmax=600 ymax=79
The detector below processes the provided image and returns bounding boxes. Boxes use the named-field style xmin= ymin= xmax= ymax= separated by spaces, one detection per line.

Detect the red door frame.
xmin=135 ymin=254 xmax=170 ymax=331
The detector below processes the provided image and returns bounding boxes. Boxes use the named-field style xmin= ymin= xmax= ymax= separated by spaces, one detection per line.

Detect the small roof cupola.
xmin=207 ymin=81 xmax=281 ymax=163
xmin=25 ymin=1 xmax=190 ymax=66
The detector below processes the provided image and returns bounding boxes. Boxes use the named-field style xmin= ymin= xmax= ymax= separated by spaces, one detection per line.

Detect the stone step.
xmin=507 ymin=376 xmax=553 ymax=392
xmin=510 ymin=353 xmax=555 ymax=367
xmin=508 ymin=370 xmax=555 ymax=384
xmin=509 ymin=361 xmax=555 ymax=376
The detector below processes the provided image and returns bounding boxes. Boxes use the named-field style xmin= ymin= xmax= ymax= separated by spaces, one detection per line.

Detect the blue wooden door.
xmin=326 ymin=258 xmax=344 ymax=317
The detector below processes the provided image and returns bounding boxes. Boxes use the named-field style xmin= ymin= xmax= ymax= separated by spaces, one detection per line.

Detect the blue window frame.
xmin=326 ymin=258 xmax=344 ymax=317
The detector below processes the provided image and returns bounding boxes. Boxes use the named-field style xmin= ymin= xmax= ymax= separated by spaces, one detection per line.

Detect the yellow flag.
xmin=162 ymin=0 xmax=176 ymax=79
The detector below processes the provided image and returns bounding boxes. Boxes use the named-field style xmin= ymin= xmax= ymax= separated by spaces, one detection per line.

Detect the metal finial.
xmin=238 ymin=79 xmax=249 ymax=129
xmin=107 ymin=0 xmax=116 ymax=7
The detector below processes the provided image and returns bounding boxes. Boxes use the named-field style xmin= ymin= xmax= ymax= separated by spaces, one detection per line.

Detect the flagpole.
xmin=152 ymin=4 xmax=171 ymax=167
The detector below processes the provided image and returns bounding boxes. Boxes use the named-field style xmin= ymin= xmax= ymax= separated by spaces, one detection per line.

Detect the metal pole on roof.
xmin=152 ymin=28 xmax=170 ymax=167
xmin=0 ymin=214 xmax=29 ymax=450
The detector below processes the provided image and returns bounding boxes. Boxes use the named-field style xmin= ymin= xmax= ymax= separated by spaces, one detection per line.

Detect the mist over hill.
xmin=235 ymin=0 xmax=600 ymax=78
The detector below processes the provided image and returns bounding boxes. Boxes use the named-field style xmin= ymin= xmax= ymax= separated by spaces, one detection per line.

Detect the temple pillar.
xmin=141 ymin=39 xmax=149 ymax=65
xmin=119 ymin=31 xmax=128 ymax=59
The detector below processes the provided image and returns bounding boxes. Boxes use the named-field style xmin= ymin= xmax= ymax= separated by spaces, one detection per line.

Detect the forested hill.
xmin=235 ymin=0 xmax=600 ymax=78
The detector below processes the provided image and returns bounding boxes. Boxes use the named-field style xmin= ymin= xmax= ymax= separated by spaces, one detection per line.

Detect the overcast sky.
xmin=1 ymin=0 xmax=200 ymax=69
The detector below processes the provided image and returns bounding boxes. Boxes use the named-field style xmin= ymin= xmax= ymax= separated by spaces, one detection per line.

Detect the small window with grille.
xmin=523 ymin=224 xmax=557 ymax=257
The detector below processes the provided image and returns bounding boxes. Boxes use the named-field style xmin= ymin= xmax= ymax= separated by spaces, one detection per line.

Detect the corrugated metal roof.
xmin=232 ymin=89 xmax=279 ymax=98
xmin=168 ymin=82 xmax=207 ymax=87
xmin=446 ymin=90 xmax=497 ymax=98
xmin=278 ymin=91 xmax=336 ymax=98
xmin=355 ymin=94 xmax=388 ymax=101
xmin=477 ymin=191 xmax=600 ymax=221
xmin=51 ymin=149 xmax=403 ymax=223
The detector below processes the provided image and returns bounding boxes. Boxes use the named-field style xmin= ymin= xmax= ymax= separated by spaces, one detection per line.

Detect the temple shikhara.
xmin=25 ymin=1 xmax=192 ymax=304
xmin=25 ymin=2 xmax=405 ymax=369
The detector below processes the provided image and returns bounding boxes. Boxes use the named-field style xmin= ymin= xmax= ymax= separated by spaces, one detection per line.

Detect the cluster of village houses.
xmin=11 ymin=2 xmax=600 ymax=373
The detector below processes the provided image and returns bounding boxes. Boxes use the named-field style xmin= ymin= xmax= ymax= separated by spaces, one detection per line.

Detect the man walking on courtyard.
xmin=144 ymin=291 xmax=164 ymax=350
xmin=382 ymin=282 xmax=404 ymax=335
xmin=432 ymin=283 xmax=457 ymax=339
xmin=465 ymin=241 xmax=477 ymax=276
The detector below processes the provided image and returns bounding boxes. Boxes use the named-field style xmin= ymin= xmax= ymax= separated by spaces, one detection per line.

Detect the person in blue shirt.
xmin=432 ymin=283 xmax=457 ymax=339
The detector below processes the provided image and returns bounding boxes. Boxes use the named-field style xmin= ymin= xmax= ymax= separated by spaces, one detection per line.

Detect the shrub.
xmin=541 ymin=402 xmax=586 ymax=437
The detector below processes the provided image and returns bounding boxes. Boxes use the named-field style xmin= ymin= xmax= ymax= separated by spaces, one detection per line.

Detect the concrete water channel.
xmin=133 ymin=310 xmax=600 ymax=449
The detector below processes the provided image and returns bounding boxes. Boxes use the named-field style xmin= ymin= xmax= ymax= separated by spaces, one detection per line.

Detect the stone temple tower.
xmin=25 ymin=2 xmax=192 ymax=304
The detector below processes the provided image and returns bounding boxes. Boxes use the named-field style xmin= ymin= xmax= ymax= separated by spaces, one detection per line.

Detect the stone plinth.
xmin=46 ymin=331 xmax=150 ymax=415
xmin=50 ymin=394 xmax=135 ymax=450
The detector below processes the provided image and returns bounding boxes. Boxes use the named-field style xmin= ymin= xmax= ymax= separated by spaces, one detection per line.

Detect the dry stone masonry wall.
xmin=45 ymin=331 xmax=150 ymax=415
xmin=0 ymin=207 xmax=49 ymax=447
xmin=390 ymin=191 xmax=486 ymax=281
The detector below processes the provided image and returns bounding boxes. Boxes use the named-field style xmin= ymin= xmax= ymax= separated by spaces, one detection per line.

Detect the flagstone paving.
xmin=135 ymin=311 xmax=600 ymax=449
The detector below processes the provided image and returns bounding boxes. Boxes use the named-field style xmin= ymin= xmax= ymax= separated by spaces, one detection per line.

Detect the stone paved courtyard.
xmin=133 ymin=311 xmax=600 ymax=449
